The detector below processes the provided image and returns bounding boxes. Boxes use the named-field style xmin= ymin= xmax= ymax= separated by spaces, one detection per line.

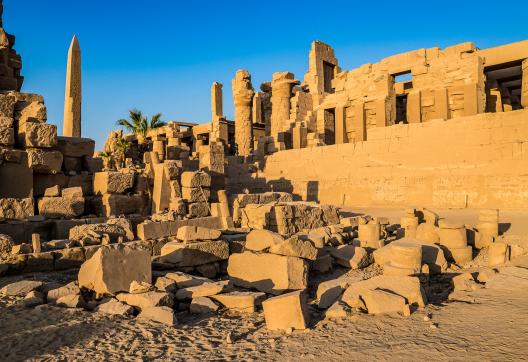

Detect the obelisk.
xmin=63 ymin=35 xmax=82 ymax=137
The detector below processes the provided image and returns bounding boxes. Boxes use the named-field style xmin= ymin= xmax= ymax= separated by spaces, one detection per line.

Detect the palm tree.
xmin=117 ymin=109 xmax=166 ymax=144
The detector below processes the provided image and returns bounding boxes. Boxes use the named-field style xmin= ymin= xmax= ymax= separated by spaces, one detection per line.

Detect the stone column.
xmin=522 ymin=59 xmax=528 ymax=109
xmin=211 ymin=82 xmax=223 ymax=142
xmin=232 ymin=70 xmax=254 ymax=156
xmin=253 ymin=92 xmax=262 ymax=124
xmin=270 ymin=72 xmax=298 ymax=141
xmin=63 ymin=35 xmax=82 ymax=137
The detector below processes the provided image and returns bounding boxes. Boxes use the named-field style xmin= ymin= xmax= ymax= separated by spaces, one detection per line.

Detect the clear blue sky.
xmin=5 ymin=0 xmax=527 ymax=149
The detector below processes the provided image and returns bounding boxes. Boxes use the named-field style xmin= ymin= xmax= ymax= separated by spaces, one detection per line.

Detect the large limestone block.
xmin=0 ymin=198 xmax=34 ymax=220
xmin=97 ymin=194 xmax=147 ymax=217
xmin=69 ymin=223 xmax=127 ymax=242
xmin=329 ymin=245 xmax=371 ymax=269
xmin=47 ymin=281 xmax=80 ymax=303
xmin=93 ymin=171 xmax=134 ymax=195
xmin=56 ymin=136 xmax=95 ymax=158
xmin=360 ymin=289 xmax=408 ymax=315
xmin=164 ymin=271 xmax=212 ymax=288
xmin=116 ymin=291 xmax=173 ymax=310
xmin=176 ymin=225 xmax=221 ymax=242
xmin=262 ymin=290 xmax=310 ymax=331
xmin=190 ymin=296 xmax=219 ymax=314
xmin=181 ymin=171 xmax=211 ymax=188
xmin=227 ymin=251 xmax=308 ymax=295
xmin=0 ymin=124 xmax=14 ymax=145
xmin=182 ymin=187 xmax=210 ymax=203
xmin=137 ymin=306 xmax=177 ymax=326
xmin=438 ymin=221 xmax=467 ymax=248
xmin=187 ymin=202 xmax=209 ymax=218
xmin=78 ymin=245 xmax=151 ymax=296
xmin=245 ymin=229 xmax=284 ymax=251
xmin=1 ymin=280 xmax=42 ymax=296
xmin=160 ymin=240 xmax=229 ymax=266
xmin=488 ymin=242 xmax=509 ymax=266
xmin=38 ymin=196 xmax=84 ymax=219
xmin=342 ymin=275 xmax=426 ymax=309
xmin=19 ymin=122 xmax=57 ymax=148
xmin=269 ymin=235 xmax=317 ymax=260
xmin=211 ymin=291 xmax=266 ymax=313
xmin=27 ymin=149 xmax=63 ymax=174
xmin=0 ymin=233 xmax=14 ymax=258
xmin=96 ymin=298 xmax=134 ymax=316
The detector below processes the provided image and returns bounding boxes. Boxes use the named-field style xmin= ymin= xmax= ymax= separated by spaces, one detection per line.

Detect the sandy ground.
xmin=1 ymin=207 xmax=527 ymax=361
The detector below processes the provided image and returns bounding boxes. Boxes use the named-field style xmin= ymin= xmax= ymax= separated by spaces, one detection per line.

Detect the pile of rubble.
xmin=1 ymin=196 xmax=527 ymax=332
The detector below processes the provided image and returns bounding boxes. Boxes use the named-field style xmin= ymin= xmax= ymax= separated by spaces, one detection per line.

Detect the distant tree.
xmin=116 ymin=109 xmax=166 ymax=144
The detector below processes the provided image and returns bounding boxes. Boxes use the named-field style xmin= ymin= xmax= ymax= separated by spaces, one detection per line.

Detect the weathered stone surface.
xmin=106 ymin=217 xmax=134 ymax=240
xmin=489 ymin=242 xmax=509 ymax=266
xmin=38 ymin=196 xmax=84 ymax=219
xmin=1 ymin=280 xmax=42 ymax=296
xmin=78 ymin=245 xmax=151 ymax=296
xmin=190 ymin=296 xmax=219 ymax=314
xmin=22 ymin=290 xmax=45 ymax=307
xmin=175 ymin=280 xmax=230 ymax=300
xmin=176 ymin=225 xmax=221 ymax=242
xmin=452 ymin=273 xmax=478 ymax=292
xmin=269 ymin=235 xmax=317 ymax=260
xmin=262 ymin=290 xmax=310 ymax=331
xmin=56 ymin=137 xmax=94 ymax=158
xmin=0 ymin=233 xmax=14 ymax=258
xmin=182 ymin=187 xmax=210 ymax=203
xmin=342 ymin=276 xmax=426 ymax=308
xmin=116 ymin=291 xmax=173 ymax=310
xmin=129 ymin=280 xmax=155 ymax=294
xmin=27 ymin=149 xmax=63 ymax=174
xmin=93 ymin=171 xmax=134 ymax=194
xmin=0 ymin=124 xmax=14 ymax=145
xmin=69 ymin=223 xmax=127 ymax=243
xmin=187 ymin=202 xmax=209 ymax=218
xmin=61 ymin=186 xmax=83 ymax=198
xmin=245 ymin=229 xmax=284 ymax=251
xmin=44 ymin=185 xmax=61 ymax=197
xmin=227 ymin=251 xmax=308 ymax=295
xmin=181 ymin=171 xmax=211 ymax=188
xmin=96 ymin=298 xmax=134 ymax=316
xmin=211 ymin=291 xmax=266 ymax=313
xmin=160 ymin=240 xmax=229 ymax=267
xmin=19 ymin=122 xmax=57 ymax=148
xmin=360 ymin=289 xmax=408 ymax=315
xmin=325 ymin=300 xmax=351 ymax=319
xmin=154 ymin=276 xmax=178 ymax=293
xmin=136 ymin=217 xmax=225 ymax=240
xmin=11 ymin=243 xmax=32 ymax=254
xmin=137 ymin=306 xmax=177 ymax=326
xmin=0 ymin=198 xmax=34 ymax=219
xmin=329 ymin=245 xmax=371 ymax=269
xmin=47 ymin=281 xmax=80 ymax=303
xmin=53 ymin=247 xmax=85 ymax=269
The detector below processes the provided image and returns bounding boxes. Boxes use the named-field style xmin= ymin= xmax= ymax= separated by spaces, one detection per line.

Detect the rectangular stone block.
xmin=227 ymin=251 xmax=308 ymax=295
xmin=136 ymin=216 xmax=225 ymax=240
xmin=181 ymin=171 xmax=211 ymax=188
xmin=0 ymin=125 xmax=14 ymax=145
xmin=182 ymin=187 xmax=210 ymax=203
xmin=188 ymin=202 xmax=209 ymax=218
xmin=27 ymin=149 xmax=63 ymax=174
xmin=18 ymin=122 xmax=57 ymax=148
xmin=160 ymin=240 xmax=229 ymax=266
xmin=262 ymin=290 xmax=310 ymax=331
xmin=56 ymin=136 xmax=95 ymax=158
xmin=93 ymin=171 xmax=134 ymax=194
xmin=38 ymin=196 xmax=85 ymax=219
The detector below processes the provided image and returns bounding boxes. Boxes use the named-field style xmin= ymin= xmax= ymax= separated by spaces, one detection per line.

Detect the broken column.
xmin=438 ymin=220 xmax=473 ymax=265
xmin=232 ymin=70 xmax=254 ymax=156
xmin=476 ymin=209 xmax=499 ymax=248
xmin=63 ymin=35 xmax=82 ymax=137
xmin=270 ymin=72 xmax=299 ymax=142
xmin=210 ymin=81 xmax=226 ymax=143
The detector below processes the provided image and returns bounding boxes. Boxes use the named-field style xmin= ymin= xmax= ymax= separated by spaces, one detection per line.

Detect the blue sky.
xmin=5 ymin=0 xmax=528 ymax=149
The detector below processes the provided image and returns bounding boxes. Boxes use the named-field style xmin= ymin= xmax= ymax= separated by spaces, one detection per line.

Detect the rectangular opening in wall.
xmin=392 ymin=70 xmax=413 ymax=124
xmin=323 ymin=61 xmax=335 ymax=93
xmin=484 ymin=61 xmax=523 ymax=112
xmin=395 ymin=94 xmax=408 ymax=124
xmin=324 ymin=108 xmax=336 ymax=145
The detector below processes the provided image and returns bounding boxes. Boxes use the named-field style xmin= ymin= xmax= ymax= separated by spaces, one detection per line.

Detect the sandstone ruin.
xmin=1 ymin=1 xmax=528 ymax=359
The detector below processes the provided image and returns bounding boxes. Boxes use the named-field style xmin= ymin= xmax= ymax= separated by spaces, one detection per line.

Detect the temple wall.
xmin=228 ymin=109 xmax=528 ymax=209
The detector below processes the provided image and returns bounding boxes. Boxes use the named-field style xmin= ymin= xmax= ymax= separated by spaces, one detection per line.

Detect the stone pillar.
xmin=153 ymin=139 xmax=165 ymax=161
xmin=434 ymin=88 xmax=449 ymax=119
xmin=211 ymin=81 xmax=223 ymax=142
xmin=253 ymin=92 xmax=262 ymax=124
xmin=270 ymin=72 xmax=299 ymax=141
xmin=335 ymin=106 xmax=347 ymax=144
xmin=63 ymin=35 xmax=82 ymax=137
xmin=232 ymin=70 xmax=255 ymax=156
xmin=463 ymin=83 xmax=479 ymax=116
xmin=375 ymin=98 xmax=388 ymax=127
xmin=353 ymin=101 xmax=366 ymax=142
xmin=407 ymin=90 xmax=421 ymax=123
xmin=522 ymin=59 xmax=528 ymax=109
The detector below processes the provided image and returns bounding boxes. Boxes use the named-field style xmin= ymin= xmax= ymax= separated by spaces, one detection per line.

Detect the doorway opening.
xmin=323 ymin=61 xmax=335 ymax=93
xmin=485 ymin=61 xmax=523 ymax=112
xmin=324 ymin=108 xmax=336 ymax=145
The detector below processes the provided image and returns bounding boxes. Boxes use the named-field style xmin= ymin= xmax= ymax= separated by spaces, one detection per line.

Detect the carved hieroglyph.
xmin=63 ymin=35 xmax=82 ymax=137
xmin=232 ymin=70 xmax=254 ymax=156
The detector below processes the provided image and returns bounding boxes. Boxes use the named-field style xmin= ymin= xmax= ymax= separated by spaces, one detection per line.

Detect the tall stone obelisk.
xmin=63 ymin=35 xmax=82 ymax=137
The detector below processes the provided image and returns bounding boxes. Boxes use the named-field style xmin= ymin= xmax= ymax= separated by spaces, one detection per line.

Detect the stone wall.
xmin=228 ymin=109 xmax=528 ymax=209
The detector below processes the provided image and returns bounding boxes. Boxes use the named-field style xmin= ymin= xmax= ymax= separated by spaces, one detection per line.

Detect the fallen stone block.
xmin=106 ymin=217 xmax=135 ymax=240
xmin=452 ymin=273 xmax=478 ymax=292
xmin=316 ymin=276 xmax=363 ymax=309
xmin=93 ymin=171 xmax=134 ymax=194
xmin=360 ymin=289 xmax=408 ymax=315
xmin=129 ymin=280 xmax=155 ymax=294
xmin=0 ymin=233 xmax=14 ymax=257
xmin=342 ymin=275 xmax=426 ymax=309
xmin=187 ymin=202 xmax=209 ymax=218
xmin=69 ymin=223 xmax=128 ymax=243
xmin=27 ymin=149 xmax=63 ymax=174
xmin=78 ymin=245 xmax=151 ymax=296
xmin=1 ymin=280 xmax=42 ymax=296
xmin=56 ymin=136 xmax=95 ymax=158
xmin=190 ymin=296 xmax=219 ymax=314
xmin=37 ymin=196 xmax=84 ymax=219
xmin=196 ymin=262 xmax=219 ymax=278
xmin=47 ymin=281 xmax=80 ymax=303
xmin=160 ymin=240 xmax=229 ymax=267
xmin=11 ymin=243 xmax=32 ymax=255
xmin=56 ymin=293 xmax=86 ymax=308
xmin=325 ymin=300 xmax=352 ymax=319
xmin=96 ymin=298 xmax=134 ymax=316
xmin=477 ymin=268 xmax=498 ymax=283
xmin=154 ymin=277 xmax=178 ymax=293
xmin=416 ymin=223 xmax=440 ymax=244
xmin=312 ymin=253 xmax=333 ymax=273
xmin=227 ymin=251 xmax=308 ymax=295
xmin=182 ymin=187 xmax=210 ymax=203
xmin=175 ymin=280 xmax=231 ymax=300
xmin=245 ymin=229 xmax=284 ymax=251
xmin=116 ymin=291 xmax=173 ymax=310
xmin=164 ymin=272 xmax=211 ymax=288
xmin=210 ymin=291 xmax=266 ymax=313
xmin=262 ymin=290 xmax=310 ymax=331
xmin=44 ymin=185 xmax=61 ymax=197
xmin=137 ymin=306 xmax=177 ymax=326
xmin=328 ymin=245 xmax=371 ymax=269
xmin=176 ymin=225 xmax=221 ymax=242
xmin=19 ymin=122 xmax=57 ymax=148
xmin=22 ymin=290 xmax=45 ymax=307
xmin=0 ymin=198 xmax=34 ymax=220
xmin=269 ymin=235 xmax=317 ymax=261
xmin=0 ymin=125 xmax=14 ymax=145
xmin=488 ymin=242 xmax=510 ymax=266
